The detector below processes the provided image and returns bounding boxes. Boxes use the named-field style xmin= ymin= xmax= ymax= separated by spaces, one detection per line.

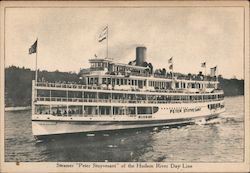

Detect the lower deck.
xmin=32 ymin=100 xmax=225 ymax=121
xmin=32 ymin=100 xmax=225 ymax=137
xmin=34 ymin=100 xmax=225 ymax=118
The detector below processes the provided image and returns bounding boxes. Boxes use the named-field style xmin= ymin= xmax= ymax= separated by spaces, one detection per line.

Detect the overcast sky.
xmin=5 ymin=6 xmax=244 ymax=79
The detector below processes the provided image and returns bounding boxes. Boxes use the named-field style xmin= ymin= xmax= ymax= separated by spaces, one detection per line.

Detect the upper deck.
xmin=77 ymin=45 xmax=221 ymax=94
xmin=84 ymin=58 xmax=217 ymax=82
xmin=34 ymin=81 xmax=223 ymax=95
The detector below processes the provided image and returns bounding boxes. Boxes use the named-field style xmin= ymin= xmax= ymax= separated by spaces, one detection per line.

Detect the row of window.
xmin=37 ymin=90 xmax=224 ymax=101
xmin=208 ymin=103 xmax=224 ymax=110
xmin=101 ymin=78 xmax=146 ymax=86
xmin=37 ymin=89 xmax=224 ymax=101
xmin=87 ymin=77 xmax=217 ymax=89
xmin=90 ymin=62 xmax=108 ymax=68
xmin=90 ymin=62 xmax=146 ymax=74
xmin=35 ymin=105 xmax=159 ymax=116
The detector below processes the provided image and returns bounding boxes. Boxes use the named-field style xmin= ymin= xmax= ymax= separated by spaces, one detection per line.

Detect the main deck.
xmin=32 ymin=80 xmax=224 ymax=117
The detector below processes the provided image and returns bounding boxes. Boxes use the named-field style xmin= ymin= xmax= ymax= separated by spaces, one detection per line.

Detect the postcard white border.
xmin=0 ymin=1 xmax=249 ymax=172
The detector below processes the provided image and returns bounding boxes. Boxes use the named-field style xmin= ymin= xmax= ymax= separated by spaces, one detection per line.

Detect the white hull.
xmin=32 ymin=101 xmax=225 ymax=139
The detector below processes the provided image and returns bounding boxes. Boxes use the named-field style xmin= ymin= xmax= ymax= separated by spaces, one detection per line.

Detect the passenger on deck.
xmin=56 ymin=109 xmax=61 ymax=116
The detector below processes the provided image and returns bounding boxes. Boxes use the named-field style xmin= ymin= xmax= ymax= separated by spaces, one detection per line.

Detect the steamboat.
xmin=31 ymin=46 xmax=225 ymax=139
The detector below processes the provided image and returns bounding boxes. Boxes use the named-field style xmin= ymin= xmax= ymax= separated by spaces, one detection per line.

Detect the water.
xmin=5 ymin=96 xmax=244 ymax=162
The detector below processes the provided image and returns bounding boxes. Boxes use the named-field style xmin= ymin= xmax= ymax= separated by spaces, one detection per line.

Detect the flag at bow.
xmin=29 ymin=40 xmax=37 ymax=54
xmin=210 ymin=66 xmax=217 ymax=76
xmin=201 ymin=62 xmax=206 ymax=68
xmin=168 ymin=57 xmax=173 ymax=64
xmin=98 ymin=26 xmax=108 ymax=42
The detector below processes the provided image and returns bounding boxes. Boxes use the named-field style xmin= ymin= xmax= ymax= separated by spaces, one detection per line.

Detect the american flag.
xmin=29 ymin=40 xmax=37 ymax=54
xmin=98 ymin=26 xmax=108 ymax=42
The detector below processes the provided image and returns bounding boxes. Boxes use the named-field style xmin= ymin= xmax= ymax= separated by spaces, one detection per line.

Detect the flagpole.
xmin=172 ymin=58 xmax=174 ymax=80
xmin=204 ymin=63 xmax=206 ymax=89
xmin=106 ymin=25 xmax=108 ymax=59
xmin=216 ymin=66 xmax=218 ymax=82
xmin=204 ymin=61 xmax=207 ymax=77
xmin=35 ymin=39 xmax=38 ymax=84
xmin=204 ymin=62 xmax=206 ymax=82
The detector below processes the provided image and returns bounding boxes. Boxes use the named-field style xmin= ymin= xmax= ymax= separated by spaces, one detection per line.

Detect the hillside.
xmin=5 ymin=66 xmax=244 ymax=107
xmin=5 ymin=66 xmax=79 ymax=107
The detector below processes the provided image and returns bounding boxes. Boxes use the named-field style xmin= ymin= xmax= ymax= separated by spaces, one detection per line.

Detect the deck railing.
xmin=35 ymin=82 xmax=222 ymax=94
xmin=36 ymin=96 xmax=223 ymax=104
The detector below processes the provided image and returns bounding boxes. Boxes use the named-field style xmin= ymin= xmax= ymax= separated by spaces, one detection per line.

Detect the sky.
xmin=4 ymin=6 xmax=245 ymax=79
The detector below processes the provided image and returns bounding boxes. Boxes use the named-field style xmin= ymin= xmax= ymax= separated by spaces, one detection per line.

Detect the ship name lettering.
xmin=92 ymin=163 xmax=117 ymax=168
xmin=76 ymin=163 xmax=91 ymax=168
xmin=170 ymin=109 xmax=182 ymax=114
xmin=184 ymin=107 xmax=201 ymax=113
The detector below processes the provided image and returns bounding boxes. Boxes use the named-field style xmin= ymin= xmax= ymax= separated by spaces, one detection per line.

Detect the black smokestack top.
xmin=136 ymin=47 xmax=147 ymax=66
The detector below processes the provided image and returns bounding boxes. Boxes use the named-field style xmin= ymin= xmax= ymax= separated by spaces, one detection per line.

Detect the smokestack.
xmin=136 ymin=47 xmax=147 ymax=66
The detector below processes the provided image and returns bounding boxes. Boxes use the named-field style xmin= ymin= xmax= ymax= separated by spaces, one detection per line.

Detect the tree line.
xmin=5 ymin=66 xmax=244 ymax=107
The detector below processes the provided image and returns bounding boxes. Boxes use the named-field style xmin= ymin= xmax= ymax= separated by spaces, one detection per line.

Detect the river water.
xmin=4 ymin=96 xmax=244 ymax=162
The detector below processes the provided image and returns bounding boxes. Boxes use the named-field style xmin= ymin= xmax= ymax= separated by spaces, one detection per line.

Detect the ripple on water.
xmin=4 ymin=96 xmax=244 ymax=162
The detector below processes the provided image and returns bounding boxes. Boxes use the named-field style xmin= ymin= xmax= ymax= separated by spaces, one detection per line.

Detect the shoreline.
xmin=5 ymin=106 xmax=31 ymax=112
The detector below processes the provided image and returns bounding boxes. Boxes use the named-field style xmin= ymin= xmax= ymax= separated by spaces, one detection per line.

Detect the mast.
xmin=168 ymin=57 xmax=174 ymax=89
xmin=35 ymin=38 xmax=38 ymax=84
xmin=204 ymin=60 xmax=207 ymax=77
xmin=106 ymin=25 xmax=109 ymax=59
xmin=216 ymin=66 xmax=218 ymax=89
xmin=172 ymin=59 xmax=174 ymax=80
